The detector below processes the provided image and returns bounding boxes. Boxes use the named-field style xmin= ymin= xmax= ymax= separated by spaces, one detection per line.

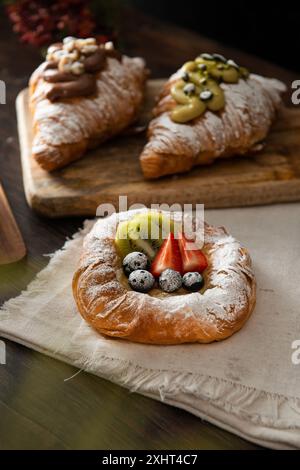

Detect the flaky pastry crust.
xmin=72 ymin=210 xmax=256 ymax=344
xmin=29 ymin=55 xmax=147 ymax=171
xmin=140 ymin=73 xmax=286 ymax=179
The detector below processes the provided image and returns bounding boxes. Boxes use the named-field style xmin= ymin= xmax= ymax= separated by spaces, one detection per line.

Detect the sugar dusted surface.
xmin=143 ymin=73 xmax=286 ymax=159
xmin=30 ymin=56 xmax=145 ymax=147
xmin=83 ymin=209 xmax=255 ymax=325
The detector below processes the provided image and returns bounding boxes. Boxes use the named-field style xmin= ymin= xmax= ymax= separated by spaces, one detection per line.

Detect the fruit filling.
xmin=115 ymin=212 xmax=208 ymax=295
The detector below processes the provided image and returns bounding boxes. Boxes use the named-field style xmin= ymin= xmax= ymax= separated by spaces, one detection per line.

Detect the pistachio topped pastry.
xmin=139 ymin=57 xmax=286 ymax=179
xmin=171 ymin=53 xmax=249 ymax=123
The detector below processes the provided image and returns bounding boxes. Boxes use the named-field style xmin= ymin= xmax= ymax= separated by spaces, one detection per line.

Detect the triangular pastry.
xmin=29 ymin=37 xmax=147 ymax=171
xmin=140 ymin=53 xmax=286 ymax=179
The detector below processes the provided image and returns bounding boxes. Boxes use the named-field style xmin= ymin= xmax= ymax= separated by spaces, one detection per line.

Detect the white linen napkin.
xmin=1 ymin=204 xmax=300 ymax=449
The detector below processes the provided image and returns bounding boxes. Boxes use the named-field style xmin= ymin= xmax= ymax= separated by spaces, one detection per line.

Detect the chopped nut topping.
xmin=63 ymin=36 xmax=76 ymax=44
xmin=104 ymin=41 xmax=114 ymax=50
xmin=64 ymin=40 xmax=76 ymax=53
xmin=52 ymin=49 xmax=68 ymax=61
xmin=71 ymin=61 xmax=85 ymax=75
xmin=75 ymin=39 xmax=86 ymax=49
xmin=81 ymin=44 xmax=98 ymax=55
xmin=45 ymin=37 xmax=117 ymax=77
xmin=84 ymin=37 xmax=97 ymax=45
xmin=47 ymin=44 xmax=61 ymax=55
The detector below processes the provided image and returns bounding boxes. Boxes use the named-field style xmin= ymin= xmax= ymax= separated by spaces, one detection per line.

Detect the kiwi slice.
xmin=115 ymin=219 xmax=159 ymax=260
xmin=133 ymin=237 xmax=158 ymax=260
xmin=115 ymin=212 xmax=178 ymax=261
xmin=129 ymin=211 xmax=174 ymax=238
xmin=115 ymin=220 xmax=132 ymax=259
xmin=128 ymin=212 xmax=166 ymax=260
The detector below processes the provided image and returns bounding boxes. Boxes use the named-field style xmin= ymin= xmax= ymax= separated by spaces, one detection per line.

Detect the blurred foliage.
xmin=3 ymin=0 xmax=121 ymax=47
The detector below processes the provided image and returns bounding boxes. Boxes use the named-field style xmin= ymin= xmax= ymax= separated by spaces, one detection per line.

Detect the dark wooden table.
xmin=0 ymin=8 xmax=297 ymax=450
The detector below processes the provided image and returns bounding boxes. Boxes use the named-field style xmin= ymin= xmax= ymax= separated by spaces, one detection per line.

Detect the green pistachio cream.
xmin=171 ymin=53 xmax=249 ymax=123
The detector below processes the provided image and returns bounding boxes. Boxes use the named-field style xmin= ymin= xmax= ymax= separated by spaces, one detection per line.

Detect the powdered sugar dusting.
xmin=142 ymin=73 xmax=286 ymax=168
xmin=78 ymin=209 xmax=256 ymax=328
xmin=30 ymin=56 xmax=146 ymax=147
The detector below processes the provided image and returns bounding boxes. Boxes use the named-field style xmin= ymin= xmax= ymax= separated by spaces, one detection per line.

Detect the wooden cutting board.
xmin=16 ymin=79 xmax=300 ymax=217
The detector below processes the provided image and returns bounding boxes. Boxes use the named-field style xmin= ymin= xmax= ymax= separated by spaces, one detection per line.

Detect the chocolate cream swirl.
xmin=40 ymin=39 xmax=122 ymax=102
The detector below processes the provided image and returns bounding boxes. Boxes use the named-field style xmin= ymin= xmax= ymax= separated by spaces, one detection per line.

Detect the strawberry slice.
xmin=178 ymin=233 xmax=208 ymax=274
xmin=150 ymin=232 xmax=183 ymax=278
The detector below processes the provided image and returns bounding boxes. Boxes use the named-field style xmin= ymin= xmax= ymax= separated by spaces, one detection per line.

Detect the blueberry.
xmin=128 ymin=270 xmax=155 ymax=293
xmin=182 ymin=272 xmax=204 ymax=292
xmin=123 ymin=252 xmax=148 ymax=277
xmin=159 ymin=269 xmax=182 ymax=293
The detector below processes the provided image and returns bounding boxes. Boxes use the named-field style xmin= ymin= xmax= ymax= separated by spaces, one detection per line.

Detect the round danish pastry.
xmin=72 ymin=210 xmax=256 ymax=344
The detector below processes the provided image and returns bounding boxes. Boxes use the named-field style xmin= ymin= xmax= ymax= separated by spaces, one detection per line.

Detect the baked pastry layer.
xmin=29 ymin=54 xmax=147 ymax=171
xmin=73 ymin=210 xmax=256 ymax=344
xmin=140 ymin=72 xmax=286 ymax=179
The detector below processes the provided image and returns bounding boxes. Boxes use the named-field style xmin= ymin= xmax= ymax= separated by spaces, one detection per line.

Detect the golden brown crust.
xmin=29 ymin=56 xmax=147 ymax=171
xmin=72 ymin=210 xmax=256 ymax=344
xmin=140 ymin=145 xmax=263 ymax=180
xmin=140 ymin=73 xmax=286 ymax=179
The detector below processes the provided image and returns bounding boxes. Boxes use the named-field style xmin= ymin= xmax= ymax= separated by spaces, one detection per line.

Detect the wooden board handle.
xmin=0 ymin=183 xmax=26 ymax=265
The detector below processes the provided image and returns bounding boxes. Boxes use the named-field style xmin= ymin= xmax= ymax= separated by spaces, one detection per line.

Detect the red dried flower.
xmin=6 ymin=0 xmax=113 ymax=47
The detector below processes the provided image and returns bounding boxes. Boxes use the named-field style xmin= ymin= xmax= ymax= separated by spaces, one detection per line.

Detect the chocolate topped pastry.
xmin=39 ymin=37 xmax=122 ymax=102
xmin=28 ymin=36 xmax=147 ymax=171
